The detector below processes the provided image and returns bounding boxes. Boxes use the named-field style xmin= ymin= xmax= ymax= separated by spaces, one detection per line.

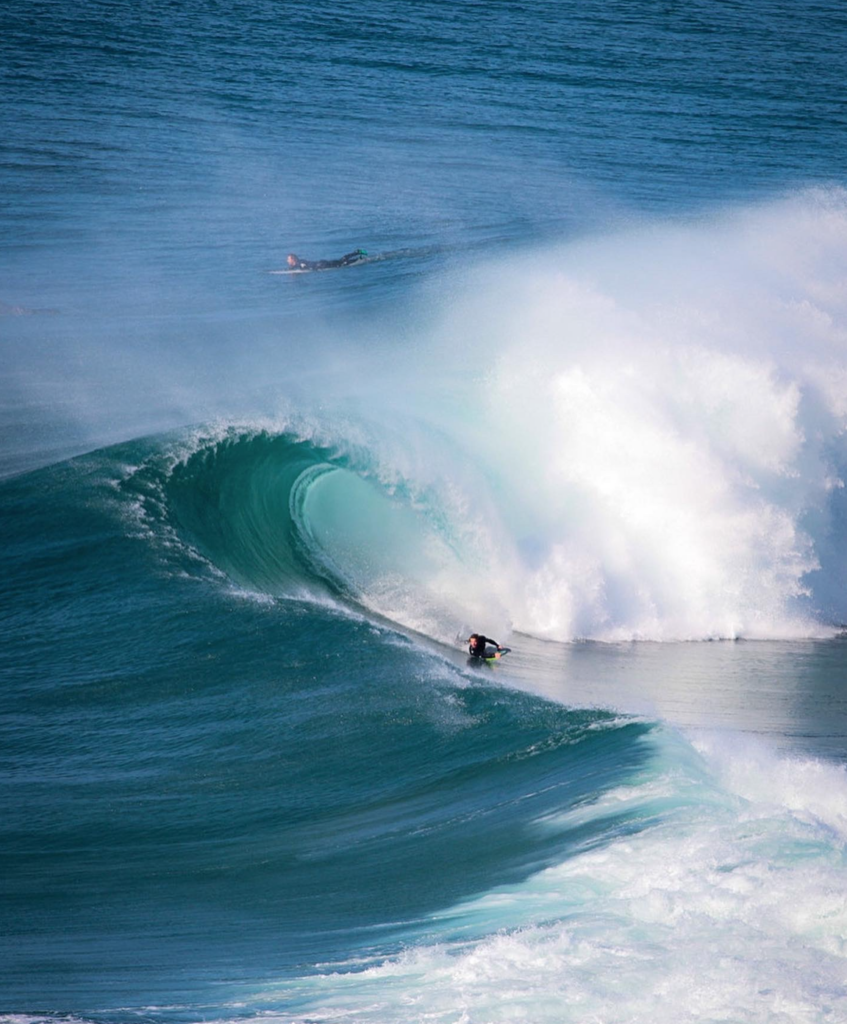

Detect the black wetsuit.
xmin=290 ymin=249 xmax=367 ymax=271
xmin=468 ymin=635 xmax=500 ymax=658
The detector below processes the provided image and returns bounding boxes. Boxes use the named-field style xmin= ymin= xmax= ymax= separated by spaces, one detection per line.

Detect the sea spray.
xmin=404 ymin=190 xmax=847 ymax=640
xmin=131 ymin=194 xmax=847 ymax=643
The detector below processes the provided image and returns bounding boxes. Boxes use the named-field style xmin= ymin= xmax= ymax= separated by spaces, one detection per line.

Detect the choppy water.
xmin=2 ymin=2 xmax=847 ymax=1022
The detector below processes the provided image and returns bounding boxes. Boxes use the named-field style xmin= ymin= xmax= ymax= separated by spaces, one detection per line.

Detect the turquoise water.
xmin=2 ymin=2 xmax=847 ymax=1022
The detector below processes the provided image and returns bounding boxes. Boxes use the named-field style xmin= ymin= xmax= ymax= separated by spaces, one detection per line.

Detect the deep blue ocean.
xmin=3 ymin=2 xmax=847 ymax=1022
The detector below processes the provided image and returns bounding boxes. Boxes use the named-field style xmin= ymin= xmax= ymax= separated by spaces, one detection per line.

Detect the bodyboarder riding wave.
xmin=467 ymin=633 xmax=504 ymax=659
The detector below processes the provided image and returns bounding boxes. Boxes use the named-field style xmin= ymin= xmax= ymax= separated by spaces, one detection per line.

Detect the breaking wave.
xmin=122 ymin=191 xmax=847 ymax=643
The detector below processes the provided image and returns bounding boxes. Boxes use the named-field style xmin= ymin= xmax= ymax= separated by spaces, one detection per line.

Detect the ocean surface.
xmin=2 ymin=2 xmax=847 ymax=1022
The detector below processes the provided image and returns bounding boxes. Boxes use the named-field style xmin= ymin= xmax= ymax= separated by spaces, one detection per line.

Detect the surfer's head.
xmin=286 ymin=253 xmax=298 ymax=267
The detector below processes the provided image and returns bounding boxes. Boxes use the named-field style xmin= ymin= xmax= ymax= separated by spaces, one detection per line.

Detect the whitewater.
xmin=2 ymin=2 xmax=847 ymax=1023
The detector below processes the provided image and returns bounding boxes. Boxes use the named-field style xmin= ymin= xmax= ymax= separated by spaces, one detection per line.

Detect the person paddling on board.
xmin=468 ymin=633 xmax=503 ymax=659
xmin=286 ymin=248 xmax=368 ymax=271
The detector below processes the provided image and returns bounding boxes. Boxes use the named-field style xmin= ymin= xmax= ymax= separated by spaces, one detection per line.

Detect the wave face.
xmin=0 ymin=444 xmax=659 ymax=1008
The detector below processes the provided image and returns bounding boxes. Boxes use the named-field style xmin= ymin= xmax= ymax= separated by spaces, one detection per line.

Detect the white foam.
xmin=411 ymin=189 xmax=847 ymax=642
xmin=251 ymin=728 xmax=847 ymax=1023
xmin=692 ymin=730 xmax=847 ymax=840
